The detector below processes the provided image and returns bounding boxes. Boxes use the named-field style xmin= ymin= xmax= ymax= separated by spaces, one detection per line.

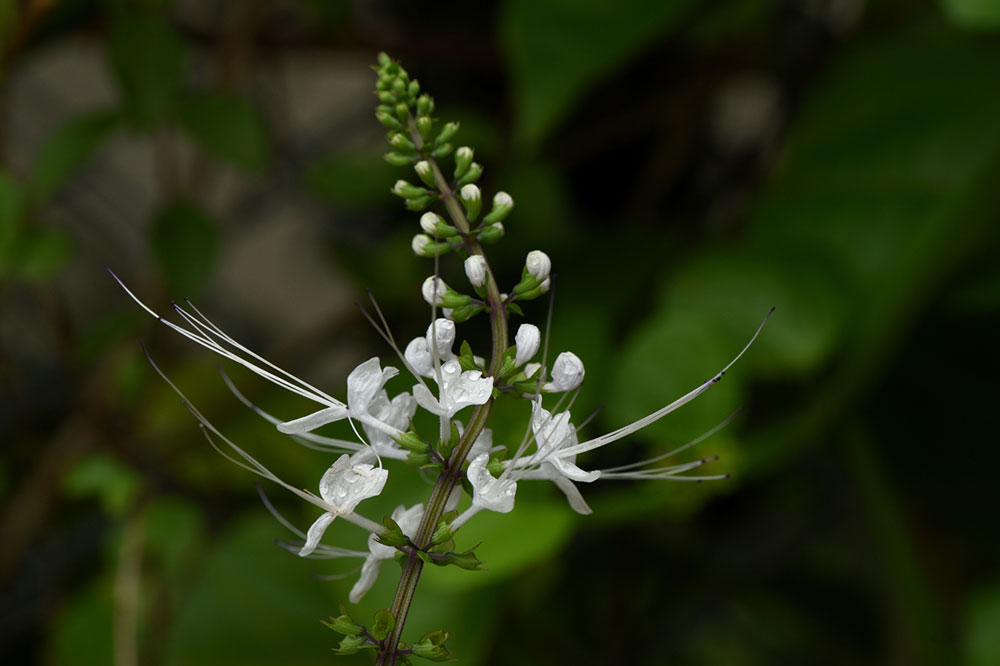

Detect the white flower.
xmin=464 ymin=255 xmax=487 ymax=287
xmin=514 ymin=324 xmax=540 ymax=367
xmin=350 ymin=503 xmax=423 ymax=603
xmin=278 ymin=357 xmax=398 ymax=435
xmin=467 ymin=453 xmax=516 ymax=513
xmin=422 ymin=276 xmax=449 ymax=306
xmin=415 ymin=161 xmax=432 ymax=181
xmin=412 ymin=359 xmax=493 ymax=418
xmin=525 ymin=250 xmax=551 ymax=281
xmin=393 ymin=179 xmax=408 ymax=195
xmin=456 ymin=146 xmax=473 ymax=161
xmin=543 ymin=352 xmax=584 ymax=392
xmin=459 ymin=184 xmax=481 ymax=202
xmin=299 ymin=454 xmax=388 ymax=557
xmin=356 ymin=391 xmax=417 ymax=460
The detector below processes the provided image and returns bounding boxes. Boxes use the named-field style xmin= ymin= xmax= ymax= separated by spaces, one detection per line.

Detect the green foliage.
xmin=48 ymin=583 xmax=114 ymax=666
xmin=108 ymin=14 xmax=186 ymax=126
xmin=940 ymin=0 xmax=1000 ymax=30
xmin=62 ymin=452 xmax=142 ymax=515
xmin=501 ymin=0 xmax=698 ymax=147
xmin=150 ymin=200 xmax=219 ymax=296
xmin=964 ymin=582 xmax=1000 ymax=666
xmin=371 ymin=608 xmax=395 ymax=641
xmin=175 ymin=92 xmax=269 ymax=173
xmin=27 ymin=110 xmax=120 ymax=204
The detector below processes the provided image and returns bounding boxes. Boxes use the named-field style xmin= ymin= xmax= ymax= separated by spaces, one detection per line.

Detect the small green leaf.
xmin=371 ymin=609 xmax=395 ymax=641
xmin=108 ymin=15 xmax=185 ymax=125
xmin=175 ymin=93 xmax=268 ymax=172
xmin=150 ymin=200 xmax=218 ymax=296
xmin=27 ymin=110 xmax=119 ymax=204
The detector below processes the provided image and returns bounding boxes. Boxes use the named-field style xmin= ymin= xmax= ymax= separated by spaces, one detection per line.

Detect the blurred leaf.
xmin=27 ymin=110 xmax=120 ymax=204
xmin=501 ymin=0 xmax=697 ymax=148
xmin=940 ymin=0 xmax=1000 ymax=31
xmin=164 ymin=514 xmax=349 ymax=666
xmin=108 ymin=15 xmax=185 ymax=125
xmin=307 ymin=153 xmax=397 ymax=207
xmin=150 ymin=200 xmax=219 ymax=296
xmin=175 ymin=92 xmax=268 ymax=173
xmin=500 ymin=161 xmax=572 ymax=247
xmin=0 ymin=2 xmax=17 ymax=57
xmin=12 ymin=227 xmax=73 ymax=282
xmin=48 ymin=583 xmax=114 ymax=666
xmin=964 ymin=582 xmax=1000 ymax=666
xmin=145 ymin=496 xmax=205 ymax=590
xmin=422 ymin=494 xmax=576 ymax=592
xmin=664 ymin=251 xmax=848 ymax=376
xmin=692 ymin=0 xmax=770 ymax=43
xmin=608 ymin=308 xmax=743 ymax=445
xmin=63 ymin=452 xmax=142 ymax=515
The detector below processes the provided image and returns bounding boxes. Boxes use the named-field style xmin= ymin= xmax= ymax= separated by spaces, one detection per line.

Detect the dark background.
xmin=2 ymin=0 xmax=999 ymax=664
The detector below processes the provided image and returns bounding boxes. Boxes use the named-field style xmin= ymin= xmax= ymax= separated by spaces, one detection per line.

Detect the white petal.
xmin=317 ymin=453 xmax=389 ymax=512
xmin=549 ymin=454 xmax=600 ymax=483
xmin=347 ymin=358 xmax=399 ymax=416
xmin=412 ymin=383 xmax=445 ymax=415
xmin=393 ymin=503 xmax=425 ymax=537
xmin=467 ymin=453 xmax=516 ymax=513
xmin=349 ymin=555 xmax=382 ymax=603
xmin=439 ymin=360 xmax=493 ymax=417
xmin=299 ymin=512 xmax=336 ymax=557
xmin=277 ymin=405 xmax=348 ymax=434
xmin=405 ymin=337 xmax=434 ymax=377
xmin=551 ymin=474 xmax=593 ymax=515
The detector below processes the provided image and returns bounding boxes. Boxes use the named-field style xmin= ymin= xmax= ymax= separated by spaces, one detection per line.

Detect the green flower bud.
xmin=417 ymin=93 xmax=434 ymax=116
xmin=404 ymin=194 xmax=436 ymax=211
xmin=389 ymin=132 xmax=416 ymax=152
xmin=477 ymin=222 xmax=504 ymax=244
xmin=394 ymin=430 xmax=430 ymax=453
xmin=453 ymin=146 xmax=474 ymax=179
xmin=416 ymin=115 xmax=434 ymax=142
xmin=482 ymin=191 xmax=514 ymax=224
xmin=392 ymin=77 xmax=407 ymax=95
xmin=372 ymin=609 xmax=395 ymax=642
xmin=431 ymin=142 xmax=453 ymax=159
xmin=408 ymin=79 xmax=420 ymax=97
xmin=377 ymin=52 xmax=392 ymax=67
xmin=414 ymin=160 xmax=436 ymax=187
xmin=395 ymin=102 xmax=410 ymax=122
xmin=377 ymin=91 xmax=396 ymax=105
xmin=392 ymin=179 xmax=428 ymax=199
xmin=456 ymin=162 xmax=483 ymax=186
xmin=447 ymin=302 xmax=486 ymax=323
xmin=376 ymin=111 xmax=403 ymax=129
xmin=384 ymin=151 xmax=414 ymax=167
xmin=436 ymin=121 xmax=459 ymax=145
xmin=459 ymin=184 xmax=482 ymax=220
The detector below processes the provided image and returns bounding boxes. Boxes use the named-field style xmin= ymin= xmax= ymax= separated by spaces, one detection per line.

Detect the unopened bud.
xmin=464 ymin=255 xmax=487 ymax=288
xmin=384 ymin=152 xmax=413 ymax=167
xmin=415 ymin=160 xmax=435 ymax=187
xmin=393 ymin=179 xmax=427 ymax=199
xmin=459 ymin=184 xmax=482 ymax=220
xmin=436 ymin=121 xmax=459 ymax=145
xmin=426 ymin=318 xmax=456 ymax=357
xmin=545 ymin=351 xmax=585 ymax=392
xmin=408 ymin=79 xmax=420 ymax=97
xmin=525 ymin=250 xmax=551 ymax=280
xmin=483 ymin=191 xmax=514 ymax=224
xmin=477 ymin=222 xmax=504 ymax=244
xmin=514 ymin=324 xmax=540 ymax=367
xmin=456 ymin=162 xmax=482 ymax=186
xmin=417 ymin=94 xmax=434 ymax=116
xmin=389 ymin=132 xmax=416 ymax=152
xmin=454 ymin=146 xmax=474 ymax=179
xmin=416 ymin=116 xmax=433 ymax=142
xmin=431 ymin=142 xmax=453 ymax=159
xmin=376 ymin=111 xmax=402 ymax=129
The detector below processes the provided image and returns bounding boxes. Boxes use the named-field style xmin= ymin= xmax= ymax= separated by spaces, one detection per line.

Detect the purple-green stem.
xmin=374 ymin=128 xmax=509 ymax=665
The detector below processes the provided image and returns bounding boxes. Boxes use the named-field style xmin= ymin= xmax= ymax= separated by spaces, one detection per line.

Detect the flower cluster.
xmin=115 ymin=52 xmax=771 ymax=664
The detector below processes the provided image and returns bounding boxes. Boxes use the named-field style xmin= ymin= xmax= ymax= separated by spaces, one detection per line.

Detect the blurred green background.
xmin=2 ymin=0 xmax=1000 ymax=664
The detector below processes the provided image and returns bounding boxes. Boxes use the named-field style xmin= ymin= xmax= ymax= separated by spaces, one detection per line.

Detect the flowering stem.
xmin=376 ymin=129 xmax=508 ymax=665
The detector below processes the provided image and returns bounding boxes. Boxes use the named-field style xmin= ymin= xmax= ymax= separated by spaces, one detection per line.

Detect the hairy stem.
xmin=376 ymin=130 xmax=508 ymax=665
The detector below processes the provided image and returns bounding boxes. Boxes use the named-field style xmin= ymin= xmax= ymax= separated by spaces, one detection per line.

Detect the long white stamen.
xmin=557 ymin=309 xmax=772 ymax=459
